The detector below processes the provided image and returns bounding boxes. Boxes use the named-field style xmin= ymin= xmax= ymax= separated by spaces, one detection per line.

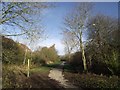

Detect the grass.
xmin=2 ymin=63 xmax=63 ymax=88
xmin=44 ymin=60 xmax=62 ymax=68
xmin=30 ymin=66 xmax=51 ymax=75
xmin=30 ymin=60 xmax=62 ymax=74
xmin=63 ymin=64 xmax=75 ymax=72
xmin=2 ymin=64 xmax=50 ymax=88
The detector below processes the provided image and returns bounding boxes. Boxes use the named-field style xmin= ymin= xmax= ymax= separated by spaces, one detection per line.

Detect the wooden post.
xmin=27 ymin=59 xmax=30 ymax=77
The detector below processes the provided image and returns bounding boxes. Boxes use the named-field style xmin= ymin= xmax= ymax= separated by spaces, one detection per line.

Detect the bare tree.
xmin=1 ymin=2 xmax=51 ymax=37
xmin=22 ymin=26 xmax=46 ymax=65
xmin=62 ymin=31 xmax=78 ymax=62
xmin=1 ymin=2 xmax=52 ymax=65
xmin=63 ymin=3 xmax=93 ymax=72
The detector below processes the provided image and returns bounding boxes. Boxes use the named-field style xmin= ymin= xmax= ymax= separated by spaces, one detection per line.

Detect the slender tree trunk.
xmin=65 ymin=43 xmax=71 ymax=62
xmin=68 ymin=52 xmax=71 ymax=62
xmin=30 ymin=51 xmax=32 ymax=61
xmin=23 ymin=49 xmax=27 ymax=65
xmin=89 ymin=56 xmax=92 ymax=68
xmin=68 ymin=47 xmax=71 ymax=62
xmin=27 ymin=59 xmax=30 ymax=77
xmin=79 ymin=31 xmax=87 ymax=73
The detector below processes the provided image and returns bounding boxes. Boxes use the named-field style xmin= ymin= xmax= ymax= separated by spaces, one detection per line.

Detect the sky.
xmin=4 ymin=2 xmax=118 ymax=55
xmin=34 ymin=2 xmax=118 ymax=55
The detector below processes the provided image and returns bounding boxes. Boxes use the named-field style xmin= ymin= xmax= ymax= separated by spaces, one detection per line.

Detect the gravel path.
xmin=48 ymin=63 xmax=79 ymax=89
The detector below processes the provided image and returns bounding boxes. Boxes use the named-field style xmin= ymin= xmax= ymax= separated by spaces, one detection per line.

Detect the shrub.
xmin=32 ymin=44 xmax=59 ymax=65
xmin=64 ymin=72 xmax=120 ymax=88
xmin=2 ymin=36 xmax=27 ymax=64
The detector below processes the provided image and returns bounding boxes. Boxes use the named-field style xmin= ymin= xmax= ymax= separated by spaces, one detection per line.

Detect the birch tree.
xmin=63 ymin=3 xmax=93 ymax=72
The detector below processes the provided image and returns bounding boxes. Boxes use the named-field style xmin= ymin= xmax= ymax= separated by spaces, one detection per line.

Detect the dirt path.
xmin=48 ymin=63 xmax=79 ymax=89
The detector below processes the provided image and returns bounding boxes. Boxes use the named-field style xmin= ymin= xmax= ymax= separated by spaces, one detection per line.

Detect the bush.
xmin=64 ymin=72 xmax=120 ymax=88
xmin=32 ymin=44 xmax=59 ymax=65
xmin=2 ymin=36 xmax=27 ymax=64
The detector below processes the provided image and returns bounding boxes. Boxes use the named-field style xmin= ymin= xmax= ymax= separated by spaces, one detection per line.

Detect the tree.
xmin=32 ymin=44 xmax=59 ymax=65
xmin=87 ymin=14 xmax=120 ymax=75
xmin=2 ymin=36 xmax=31 ymax=64
xmin=62 ymin=31 xmax=78 ymax=62
xmin=1 ymin=2 xmax=51 ymax=37
xmin=63 ymin=3 xmax=93 ymax=72
xmin=1 ymin=2 xmax=52 ymax=65
xmin=22 ymin=26 xmax=45 ymax=65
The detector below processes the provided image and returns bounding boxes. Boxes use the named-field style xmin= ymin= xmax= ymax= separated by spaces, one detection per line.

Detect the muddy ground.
xmin=2 ymin=65 xmax=65 ymax=89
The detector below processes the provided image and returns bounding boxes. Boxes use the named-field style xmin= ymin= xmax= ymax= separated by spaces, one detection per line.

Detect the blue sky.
xmin=36 ymin=2 xmax=118 ymax=55
xmin=5 ymin=2 xmax=118 ymax=55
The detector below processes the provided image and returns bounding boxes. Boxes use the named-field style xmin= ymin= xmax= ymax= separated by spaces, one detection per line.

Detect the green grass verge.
xmin=44 ymin=60 xmax=62 ymax=68
xmin=30 ymin=66 xmax=51 ymax=74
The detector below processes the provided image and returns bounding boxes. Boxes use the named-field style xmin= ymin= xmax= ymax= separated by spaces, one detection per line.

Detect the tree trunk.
xmin=27 ymin=59 xmax=30 ymax=77
xmin=80 ymin=43 xmax=87 ymax=73
xmin=23 ymin=49 xmax=27 ymax=65
xmin=80 ymin=31 xmax=87 ymax=73
xmin=68 ymin=52 xmax=71 ymax=62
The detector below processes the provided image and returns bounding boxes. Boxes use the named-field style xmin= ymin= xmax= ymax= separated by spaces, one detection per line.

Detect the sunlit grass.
xmin=30 ymin=66 xmax=50 ymax=74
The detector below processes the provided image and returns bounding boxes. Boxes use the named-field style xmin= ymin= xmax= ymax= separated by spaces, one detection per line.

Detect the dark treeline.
xmin=63 ymin=14 xmax=120 ymax=76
